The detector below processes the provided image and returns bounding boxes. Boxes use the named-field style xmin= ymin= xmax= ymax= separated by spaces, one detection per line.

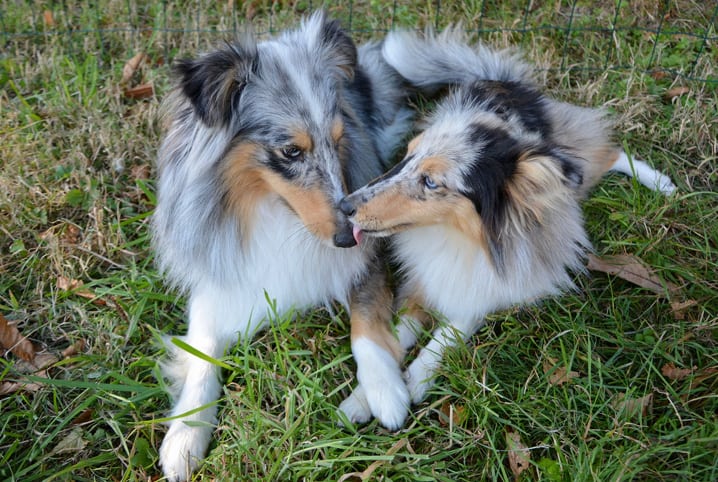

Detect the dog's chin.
xmin=355 ymin=222 xmax=414 ymax=239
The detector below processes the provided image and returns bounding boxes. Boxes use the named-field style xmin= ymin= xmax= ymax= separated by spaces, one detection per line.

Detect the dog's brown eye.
xmin=281 ymin=145 xmax=304 ymax=161
xmin=423 ymin=174 xmax=438 ymax=190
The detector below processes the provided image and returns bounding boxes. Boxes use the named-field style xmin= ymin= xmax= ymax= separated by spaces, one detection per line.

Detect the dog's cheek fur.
xmin=221 ymin=142 xmax=269 ymax=238
xmin=262 ymin=171 xmax=337 ymax=241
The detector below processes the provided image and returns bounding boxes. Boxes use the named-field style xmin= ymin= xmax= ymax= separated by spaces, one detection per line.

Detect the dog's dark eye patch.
xmin=266 ymin=149 xmax=301 ymax=180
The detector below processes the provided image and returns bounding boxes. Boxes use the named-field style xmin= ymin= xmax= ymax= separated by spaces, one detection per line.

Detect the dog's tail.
xmin=382 ymin=26 xmax=533 ymax=92
xmin=610 ymin=151 xmax=677 ymax=195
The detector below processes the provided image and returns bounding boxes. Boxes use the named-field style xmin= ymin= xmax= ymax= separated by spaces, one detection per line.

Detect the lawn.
xmin=1 ymin=1 xmax=716 ymax=481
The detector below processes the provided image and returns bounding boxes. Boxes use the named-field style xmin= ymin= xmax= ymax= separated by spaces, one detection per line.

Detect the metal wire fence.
xmin=2 ymin=0 xmax=716 ymax=83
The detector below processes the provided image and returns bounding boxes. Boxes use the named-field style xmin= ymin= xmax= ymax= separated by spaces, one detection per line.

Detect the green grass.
xmin=1 ymin=1 xmax=717 ymax=480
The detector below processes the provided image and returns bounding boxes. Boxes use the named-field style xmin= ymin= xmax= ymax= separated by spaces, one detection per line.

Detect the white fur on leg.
xmin=159 ymin=343 xmax=221 ymax=481
xmin=351 ymin=337 xmax=409 ymax=430
xmin=610 ymin=151 xmax=676 ymax=195
xmin=396 ymin=314 xmax=424 ymax=351
xmin=338 ymin=384 xmax=372 ymax=425
xmin=160 ymin=420 xmax=214 ymax=482
xmin=404 ymin=341 xmax=443 ymax=404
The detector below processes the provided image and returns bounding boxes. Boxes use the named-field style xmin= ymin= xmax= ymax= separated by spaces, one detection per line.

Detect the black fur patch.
xmin=319 ymin=17 xmax=358 ymax=79
xmin=174 ymin=41 xmax=258 ymax=128
xmin=466 ymin=80 xmax=550 ymax=137
xmin=367 ymin=155 xmax=413 ymax=187
xmin=266 ymin=149 xmax=300 ymax=181
xmin=461 ymin=125 xmax=523 ymax=269
xmin=549 ymin=146 xmax=585 ymax=188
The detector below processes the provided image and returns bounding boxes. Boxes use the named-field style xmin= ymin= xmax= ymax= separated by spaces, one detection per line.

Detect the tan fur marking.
xmin=397 ymin=292 xmax=433 ymax=330
xmin=419 ymin=156 xmax=453 ymax=176
xmin=505 ymin=154 xmax=570 ymax=233
xmin=446 ymin=197 xmax=491 ymax=254
xmin=221 ymin=142 xmax=270 ymax=237
xmin=581 ymin=147 xmax=622 ymax=194
xmin=291 ymin=129 xmax=313 ymax=152
xmin=331 ymin=119 xmax=344 ymax=144
xmin=262 ymin=172 xmax=336 ymax=241
xmin=355 ymin=186 xmax=485 ymax=244
xmin=406 ymin=133 xmax=424 ymax=155
xmin=351 ymin=279 xmax=403 ymax=362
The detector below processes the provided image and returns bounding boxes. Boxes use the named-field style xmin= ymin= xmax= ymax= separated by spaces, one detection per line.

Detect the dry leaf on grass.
xmin=0 ymin=313 xmax=35 ymax=361
xmin=438 ymin=400 xmax=467 ymax=426
xmin=670 ymin=299 xmax=698 ymax=320
xmin=613 ymin=392 xmax=653 ymax=418
xmin=337 ymin=438 xmax=408 ymax=481
xmin=587 ymin=253 xmax=678 ymax=297
xmin=49 ymin=427 xmax=87 ymax=455
xmin=542 ymin=357 xmax=580 ymax=386
xmin=663 ymin=86 xmax=690 ymax=101
xmin=57 ymin=276 xmax=100 ymax=302
xmin=43 ymin=10 xmax=55 ymax=27
xmin=506 ymin=428 xmax=530 ymax=480
xmin=123 ymin=83 xmax=154 ymax=100
xmin=661 ymin=362 xmax=695 ymax=381
xmin=121 ymin=52 xmax=149 ymax=84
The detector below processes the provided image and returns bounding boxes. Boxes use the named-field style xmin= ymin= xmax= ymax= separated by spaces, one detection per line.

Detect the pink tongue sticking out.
xmin=352 ymin=225 xmax=363 ymax=245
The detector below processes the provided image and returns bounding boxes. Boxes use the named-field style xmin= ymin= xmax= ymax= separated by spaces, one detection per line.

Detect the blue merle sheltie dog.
xmin=336 ymin=28 xmax=676 ymax=428
xmin=152 ymin=12 xmax=413 ymax=480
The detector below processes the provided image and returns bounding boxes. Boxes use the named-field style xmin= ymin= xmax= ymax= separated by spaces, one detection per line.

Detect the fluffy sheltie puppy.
xmin=152 ymin=12 xmax=413 ymax=480
xmin=336 ymin=29 xmax=676 ymax=427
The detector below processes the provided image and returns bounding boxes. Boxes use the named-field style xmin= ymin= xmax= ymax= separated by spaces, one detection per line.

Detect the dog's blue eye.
xmin=423 ymin=174 xmax=438 ymax=190
xmin=281 ymin=145 xmax=304 ymax=161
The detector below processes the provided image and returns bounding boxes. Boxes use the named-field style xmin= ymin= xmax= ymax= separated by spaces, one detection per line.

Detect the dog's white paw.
xmin=159 ymin=422 xmax=212 ymax=482
xmin=352 ymin=338 xmax=410 ymax=430
xmin=405 ymin=358 xmax=435 ymax=405
xmin=655 ymin=172 xmax=677 ymax=195
xmin=338 ymin=384 xmax=372 ymax=426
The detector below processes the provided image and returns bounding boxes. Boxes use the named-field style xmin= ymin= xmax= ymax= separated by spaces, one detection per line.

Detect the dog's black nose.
xmin=339 ymin=198 xmax=356 ymax=217
xmin=333 ymin=225 xmax=357 ymax=248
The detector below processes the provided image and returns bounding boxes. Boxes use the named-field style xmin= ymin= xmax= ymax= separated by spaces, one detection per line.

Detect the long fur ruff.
xmin=152 ymin=12 xmax=413 ymax=480
xmin=337 ymin=28 xmax=676 ymax=426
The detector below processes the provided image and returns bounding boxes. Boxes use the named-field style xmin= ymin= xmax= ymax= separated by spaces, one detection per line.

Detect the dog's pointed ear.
xmin=309 ymin=11 xmax=357 ymax=80
xmin=173 ymin=38 xmax=258 ymax=128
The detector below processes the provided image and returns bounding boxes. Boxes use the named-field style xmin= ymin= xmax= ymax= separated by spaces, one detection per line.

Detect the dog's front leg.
xmin=404 ymin=315 xmax=481 ymax=404
xmin=159 ymin=284 xmax=248 ymax=481
xmin=339 ymin=262 xmax=409 ymax=430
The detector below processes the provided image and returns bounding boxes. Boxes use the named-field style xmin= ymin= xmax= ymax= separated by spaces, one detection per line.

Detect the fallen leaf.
xmin=670 ymin=299 xmax=697 ymax=320
xmin=506 ymin=428 xmax=530 ymax=480
xmin=43 ymin=10 xmax=55 ymax=27
xmin=587 ymin=253 xmax=678 ymax=297
xmin=542 ymin=356 xmax=579 ymax=386
xmin=613 ymin=392 xmax=653 ymax=419
xmin=663 ymin=86 xmax=690 ymax=101
xmin=131 ymin=163 xmax=151 ymax=181
xmin=0 ymin=313 xmax=35 ymax=361
xmin=0 ymin=377 xmax=44 ymax=396
xmin=123 ymin=83 xmax=154 ymax=100
xmin=62 ymin=339 xmax=86 ymax=358
xmin=57 ymin=276 xmax=102 ymax=303
xmin=691 ymin=367 xmax=718 ymax=387
xmin=49 ymin=427 xmax=87 ymax=455
xmin=661 ymin=362 xmax=694 ymax=381
xmin=438 ymin=400 xmax=467 ymax=426
xmin=121 ymin=52 xmax=148 ymax=84
xmin=337 ymin=438 xmax=408 ymax=481
xmin=71 ymin=408 xmax=94 ymax=426
xmin=61 ymin=223 xmax=82 ymax=245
